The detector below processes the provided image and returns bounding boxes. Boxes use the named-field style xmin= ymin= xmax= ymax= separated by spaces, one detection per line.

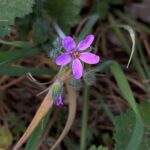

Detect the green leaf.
xmin=16 ymin=14 xmax=33 ymax=37
xmin=110 ymin=62 xmax=144 ymax=150
xmin=91 ymin=60 xmax=112 ymax=73
xmin=0 ymin=40 xmax=32 ymax=48
xmin=110 ymin=62 xmax=137 ymax=112
xmin=0 ymin=48 xmax=41 ymax=65
xmin=0 ymin=66 xmax=54 ymax=76
xmin=139 ymin=101 xmax=150 ymax=125
xmin=89 ymin=145 xmax=108 ymax=150
xmin=0 ymin=0 xmax=34 ymax=37
xmin=45 ymin=0 xmax=81 ymax=33
xmin=89 ymin=145 xmax=97 ymax=150
xmin=32 ymin=18 xmax=50 ymax=44
xmin=97 ymin=146 xmax=108 ymax=150
xmin=0 ymin=25 xmax=10 ymax=37
xmin=114 ymin=101 xmax=150 ymax=150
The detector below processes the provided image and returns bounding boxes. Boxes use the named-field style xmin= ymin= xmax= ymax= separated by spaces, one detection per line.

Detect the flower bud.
xmin=51 ymin=81 xmax=64 ymax=106
xmin=51 ymin=80 xmax=62 ymax=101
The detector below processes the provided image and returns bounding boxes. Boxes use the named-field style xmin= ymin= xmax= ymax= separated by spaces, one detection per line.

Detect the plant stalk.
xmin=80 ymin=84 xmax=89 ymax=150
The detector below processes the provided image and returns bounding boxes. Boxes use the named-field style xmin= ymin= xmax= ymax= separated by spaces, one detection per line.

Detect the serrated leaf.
xmin=16 ymin=14 xmax=33 ymax=37
xmin=114 ymin=101 xmax=150 ymax=150
xmin=0 ymin=0 xmax=34 ymax=37
xmin=32 ymin=18 xmax=49 ymax=44
xmin=0 ymin=26 xmax=10 ymax=37
xmin=45 ymin=0 xmax=81 ymax=33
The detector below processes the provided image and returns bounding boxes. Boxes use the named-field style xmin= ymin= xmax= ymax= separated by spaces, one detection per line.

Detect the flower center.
xmin=72 ymin=51 xmax=80 ymax=58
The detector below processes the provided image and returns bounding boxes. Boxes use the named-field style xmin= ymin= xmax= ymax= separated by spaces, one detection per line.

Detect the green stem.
xmin=80 ymin=84 xmax=89 ymax=150
xmin=96 ymin=93 xmax=116 ymax=125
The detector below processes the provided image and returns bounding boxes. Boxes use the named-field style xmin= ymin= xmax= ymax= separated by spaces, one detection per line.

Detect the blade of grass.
xmin=108 ymin=14 xmax=141 ymax=75
xmin=110 ymin=61 xmax=144 ymax=150
xmin=0 ymin=40 xmax=32 ymax=48
xmin=0 ymin=47 xmax=42 ymax=65
xmin=91 ymin=60 xmax=112 ymax=73
xmin=115 ymin=11 xmax=150 ymax=34
xmin=77 ymin=15 xmax=99 ymax=41
xmin=0 ymin=66 xmax=55 ymax=76
xmin=108 ymin=14 xmax=150 ymax=95
xmin=80 ymin=84 xmax=89 ymax=150
xmin=118 ymin=25 xmax=135 ymax=68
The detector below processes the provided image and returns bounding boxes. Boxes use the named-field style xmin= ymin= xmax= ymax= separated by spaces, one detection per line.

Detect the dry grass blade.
xmin=50 ymin=84 xmax=77 ymax=150
xmin=12 ymin=88 xmax=53 ymax=150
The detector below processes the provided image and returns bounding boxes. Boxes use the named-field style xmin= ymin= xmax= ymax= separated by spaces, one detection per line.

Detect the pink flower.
xmin=55 ymin=34 xmax=100 ymax=79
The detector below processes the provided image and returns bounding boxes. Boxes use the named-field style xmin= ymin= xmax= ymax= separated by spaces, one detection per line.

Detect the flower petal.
xmin=72 ymin=59 xmax=83 ymax=79
xmin=55 ymin=53 xmax=71 ymax=66
xmin=56 ymin=95 xmax=63 ymax=106
xmin=80 ymin=52 xmax=100 ymax=64
xmin=62 ymin=36 xmax=76 ymax=51
xmin=77 ymin=34 xmax=94 ymax=51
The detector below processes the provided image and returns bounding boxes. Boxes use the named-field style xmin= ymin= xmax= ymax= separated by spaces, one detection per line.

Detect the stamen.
xmin=72 ymin=51 xmax=80 ymax=58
